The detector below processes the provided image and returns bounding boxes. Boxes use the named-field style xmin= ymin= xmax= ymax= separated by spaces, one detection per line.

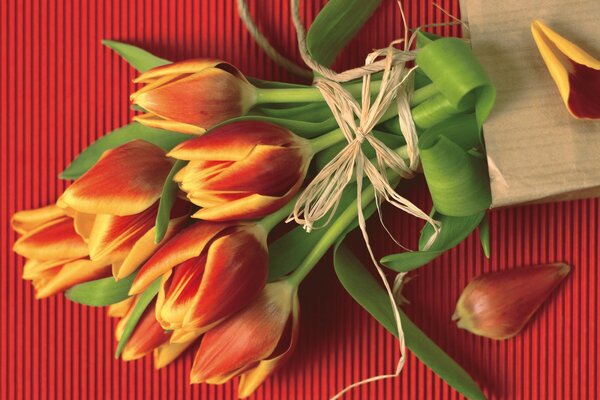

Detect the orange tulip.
xmin=531 ymin=20 xmax=600 ymax=119
xmin=190 ymin=281 xmax=299 ymax=398
xmin=130 ymin=221 xmax=269 ymax=344
xmin=168 ymin=121 xmax=312 ymax=221
xmin=130 ymin=59 xmax=257 ymax=134
xmin=12 ymin=205 xmax=111 ymax=298
xmin=453 ymin=263 xmax=570 ymax=340
xmin=57 ymin=140 xmax=189 ymax=279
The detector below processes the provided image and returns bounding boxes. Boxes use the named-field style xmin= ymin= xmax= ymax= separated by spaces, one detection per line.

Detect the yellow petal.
xmin=108 ymin=297 xmax=135 ymax=318
xmin=12 ymin=205 xmax=66 ymax=234
xmin=133 ymin=113 xmax=206 ymax=135
xmin=153 ymin=332 xmax=201 ymax=369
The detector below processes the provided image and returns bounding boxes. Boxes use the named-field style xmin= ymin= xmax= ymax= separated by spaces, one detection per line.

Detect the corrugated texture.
xmin=0 ymin=0 xmax=597 ymax=399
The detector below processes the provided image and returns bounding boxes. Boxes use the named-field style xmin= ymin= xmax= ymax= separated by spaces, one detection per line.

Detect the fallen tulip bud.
xmin=453 ymin=263 xmax=570 ymax=340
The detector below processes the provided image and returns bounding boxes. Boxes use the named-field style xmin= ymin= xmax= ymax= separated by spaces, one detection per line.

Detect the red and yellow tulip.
xmin=190 ymin=280 xmax=299 ymax=398
xmin=130 ymin=220 xmax=269 ymax=344
xmin=168 ymin=120 xmax=312 ymax=221
xmin=531 ymin=20 xmax=600 ymax=119
xmin=12 ymin=205 xmax=111 ymax=298
xmin=57 ymin=140 xmax=189 ymax=279
xmin=131 ymin=60 xmax=257 ymax=134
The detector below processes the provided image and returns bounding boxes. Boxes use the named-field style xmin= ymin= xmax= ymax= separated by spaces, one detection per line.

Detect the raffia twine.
xmin=237 ymin=1 xmax=443 ymax=398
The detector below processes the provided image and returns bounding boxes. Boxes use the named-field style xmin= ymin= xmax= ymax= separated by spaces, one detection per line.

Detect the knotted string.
xmin=237 ymin=0 xmax=443 ymax=398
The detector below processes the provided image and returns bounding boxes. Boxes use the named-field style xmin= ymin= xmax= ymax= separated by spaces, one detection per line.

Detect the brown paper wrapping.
xmin=460 ymin=0 xmax=600 ymax=207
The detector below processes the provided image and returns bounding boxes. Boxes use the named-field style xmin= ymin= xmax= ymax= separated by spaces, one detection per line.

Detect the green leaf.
xmin=412 ymin=37 xmax=496 ymax=130
xmin=115 ymin=279 xmax=160 ymax=358
xmin=247 ymin=77 xmax=310 ymax=89
xmin=253 ymin=103 xmax=333 ymax=123
xmin=334 ymin=240 xmax=485 ymax=400
xmin=103 ymin=40 xmax=170 ymax=73
xmin=306 ymin=0 xmax=383 ymax=67
xmin=380 ymin=210 xmax=485 ymax=272
xmin=60 ymin=123 xmax=190 ymax=180
xmin=154 ymin=160 xmax=186 ymax=243
xmin=479 ymin=212 xmax=490 ymax=258
xmin=419 ymin=115 xmax=491 ymax=216
xmin=65 ymin=272 xmax=136 ymax=306
xmin=212 ymin=115 xmax=339 ymax=139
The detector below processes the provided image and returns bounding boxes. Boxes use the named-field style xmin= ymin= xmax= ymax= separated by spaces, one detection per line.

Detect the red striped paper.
xmin=1 ymin=0 xmax=597 ymax=399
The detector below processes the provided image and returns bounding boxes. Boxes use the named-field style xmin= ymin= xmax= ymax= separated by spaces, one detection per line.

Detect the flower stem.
xmin=258 ymin=197 xmax=296 ymax=233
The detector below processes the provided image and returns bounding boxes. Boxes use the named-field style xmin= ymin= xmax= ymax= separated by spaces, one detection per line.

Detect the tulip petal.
xmin=133 ymin=113 xmax=206 ymax=135
xmin=35 ymin=259 xmax=112 ymax=299
xmin=133 ymin=59 xmax=224 ymax=83
xmin=238 ymin=295 xmax=300 ymax=398
xmin=108 ymin=297 xmax=135 ymax=318
xmin=130 ymin=222 xmax=228 ymax=295
xmin=12 ymin=205 xmax=66 ymax=234
xmin=73 ymin=212 xmax=96 ymax=240
xmin=168 ymin=121 xmax=298 ymax=161
xmin=181 ymin=226 xmax=268 ymax=333
xmin=22 ymin=258 xmax=73 ymax=280
xmin=191 ymin=191 xmax=297 ymax=222
xmin=453 ymin=263 xmax=570 ymax=339
xmin=531 ymin=20 xmax=600 ymax=119
xmin=133 ymin=68 xmax=255 ymax=129
xmin=190 ymin=281 xmax=294 ymax=384
xmin=122 ymin=301 xmax=171 ymax=361
xmin=114 ymin=214 xmax=189 ymax=280
xmin=154 ymin=334 xmax=200 ymax=369
xmin=87 ymin=204 xmax=158 ymax=263
xmin=13 ymin=217 xmax=89 ymax=260
xmin=59 ymin=140 xmax=172 ymax=216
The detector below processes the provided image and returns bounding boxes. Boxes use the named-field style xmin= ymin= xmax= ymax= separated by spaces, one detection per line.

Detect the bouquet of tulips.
xmin=11 ymin=1 xmax=505 ymax=398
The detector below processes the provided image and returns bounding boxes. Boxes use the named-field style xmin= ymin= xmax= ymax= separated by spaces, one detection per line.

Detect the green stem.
xmin=255 ymin=81 xmax=438 ymax=107
xmin=257 ymin=198 xmax=296 ymax=233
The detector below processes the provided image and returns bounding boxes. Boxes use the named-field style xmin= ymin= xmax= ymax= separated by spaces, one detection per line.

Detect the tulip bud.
xmin=130 ymin=60 xmax=257 ymax=134
xmin=531 ymin=20 xmax=600 ymax=119
xmin=168 ymin=120 xmax=312 ymax=221
xmin=453 ymin=263 xmax=570 ymax=340
xmin=130 ymin=221 xmax=269 ymax=343
xmin=190 ymin=280 xmax=299 ymax=398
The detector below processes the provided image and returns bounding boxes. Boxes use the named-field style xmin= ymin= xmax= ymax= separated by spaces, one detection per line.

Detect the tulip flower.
xmin=57 ymin=140 xmax=189 ymax=279
xmin=531 ymin=20 xmax=600 ymax=119
xmin=453 ymin=263 xmax=570 ymax=340
xmin=116 ymin=299 xmax=171 ymax=361
xmin=190 ymin=280 xmax=299 ymax=398
xmin=130 ymin=60 xmax=257 ymax=134
xmin=12 ymin=205 xmax=111 ymax=298
xmin=168 ymin=121 xmax=312 ymax=221
xmin=129 ymin=220 xmax=269 ymax=343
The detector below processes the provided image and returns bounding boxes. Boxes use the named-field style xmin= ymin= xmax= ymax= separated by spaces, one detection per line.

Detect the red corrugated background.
xmin=1 ymin=0 xmax=598 ymax=399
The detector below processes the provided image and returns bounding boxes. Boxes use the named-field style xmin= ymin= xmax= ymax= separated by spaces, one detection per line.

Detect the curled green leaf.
xmin=154 ymin=160 xmax=186 ymax=243
xmin=65 ymin=272 xmax=136 ymax=306
xmin=103 ymin=40 xmax=170 ymax=72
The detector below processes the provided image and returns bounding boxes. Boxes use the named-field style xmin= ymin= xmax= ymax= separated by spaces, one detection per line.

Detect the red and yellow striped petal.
xmin=133 ymin=113 xmax=206 ymax=135
xmin=114 ymin=214 xmax=189 ymax=280
xmin=238 ymin=294 xmax=299 ymax=398
xmin=133 ymin=59 xmax=223 ymax=83
xmin=87 ymin=203 xmax=158 ymax=264
xmin=191 ymin=191 xmax=296 ymax=222
xmin=59 ymin=140 xmax=172 ymax=216
xmin=153 ymin=333 xmax=201 ymax=369
xmin=133 ymin=68 xmax=255 ymax=129
xmin=121 ymin=300 xmax=171 ymax=361
xmin=13 ymin=217 xmax=89 ymax=260
xmin=35 ymin=259 xmax=111 ymax=299
xmin=22 ymin=258 xmax=73 ymax=280
xmin=168 ymin=121 xmax=298 ymax=161
xmin=531 ymin=20 xmax=600 ymax=119
xmin=130 ymin=222 xmax=229 ymax=295
xmin=12 ymin=205 xmax=66 ymax=234
xmin=180 ymin=226 xmax=268 ymax=334
xmin=190 ymin=281 xmax=295 ymax=384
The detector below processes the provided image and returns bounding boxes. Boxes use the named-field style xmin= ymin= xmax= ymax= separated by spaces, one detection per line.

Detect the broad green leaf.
xmin=60 ymin=123 xmax=190 ymax=180
xmin=115 ymin=279 xmax=160 ymax=358
xmin=306 ymin=0 xmax=383 ymax=67
xmin=479 ymin=213 xmax=490 ymax=258
xmin=103 ymin=40 xmax=170 ymax=73
xmin=412 ymin=37 xmax=496 ymax=130
xmin=334 ymin=240 xmax=485 ymax=400
xmin=419 ymin=116 xmax=491 ymax=216
xmin=155 ymin=160 xmax=186 ymax=243
xmin=65 ymin=273 xmax=136 ymax=306
xmin=381 ymin=210 xmax=485 ymax=272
